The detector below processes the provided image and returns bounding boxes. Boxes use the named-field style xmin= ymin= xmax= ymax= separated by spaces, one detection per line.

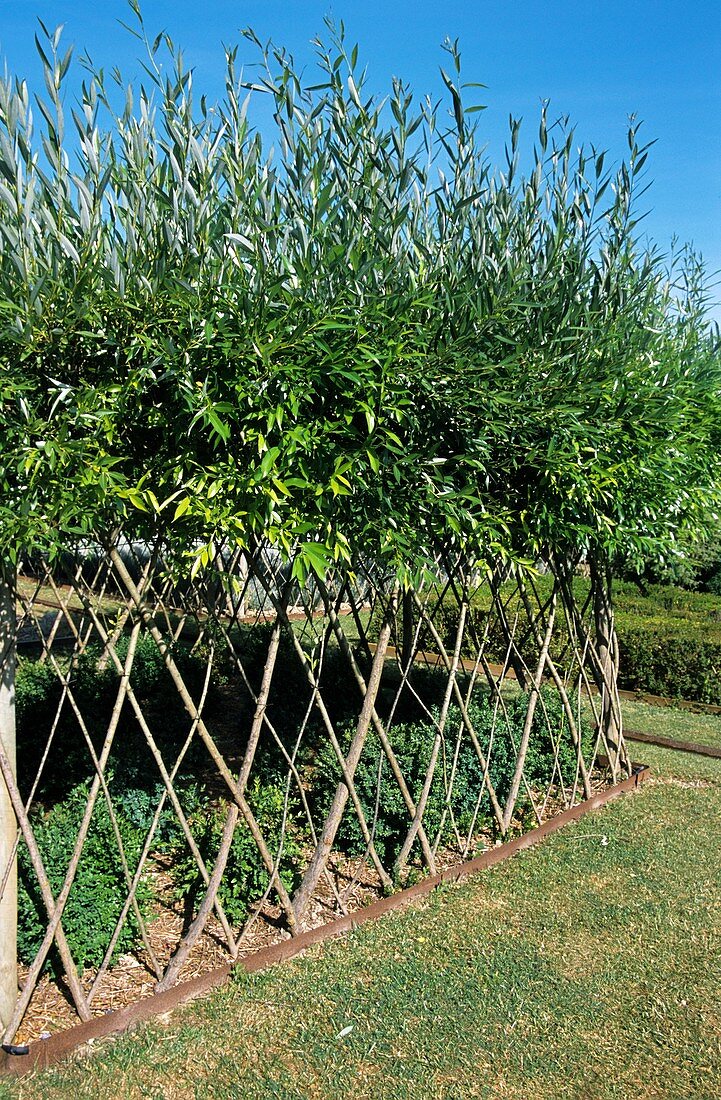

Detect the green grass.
xmin=3 ymin=704 xmax=721 ymax=1099
xmin=622 ymin=698 xmax=721 ymax=749
xmin=614 ymin=580 xmax=721 ymax=641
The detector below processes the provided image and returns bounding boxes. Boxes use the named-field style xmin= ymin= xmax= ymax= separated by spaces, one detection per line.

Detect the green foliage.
xmin=619 ymin=524 xmax=721 ymax=593
xmin=616 ymin=625 xmax=721 ymax=705
xmin=14 ymin=657 xmax=61 ymax=734
xmin=17 ymin=781 xmax=153 ymax=974
xmin=312 ymin=689 xmax=594 ymax=863
xmin=167 ymin=781 xmax=302 ymax=927
xmin=613 ymin=583 xmax=721 ymax=703
xmin=111 ymin=779 xmax=176 ymax=847
xmin=0 ymin=16 xmax=717 ymax=578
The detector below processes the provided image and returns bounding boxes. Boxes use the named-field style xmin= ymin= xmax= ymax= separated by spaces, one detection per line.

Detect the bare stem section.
xmin=0 ymin=572 xmax=17 ymax=1032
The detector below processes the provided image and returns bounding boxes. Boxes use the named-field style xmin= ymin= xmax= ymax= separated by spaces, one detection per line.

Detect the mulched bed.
xmin=15 ymin=851 xmax=379 ymax=1044
xmin=14 ymin=767 xmax=614 ymax=1046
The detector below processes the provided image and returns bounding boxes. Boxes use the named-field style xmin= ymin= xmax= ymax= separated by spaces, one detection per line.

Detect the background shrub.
xmin=18 ymin=780 xmax=154 ymax=975
xmin=613 ymin=583 xmax=721 ymax=703
xmin=615 ymin=623 xmax=721 ymax=704
xmin=619 ymin=531 xmax=721 ymax=594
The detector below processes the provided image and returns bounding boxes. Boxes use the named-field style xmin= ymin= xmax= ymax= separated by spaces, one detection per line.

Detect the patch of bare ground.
xmin=650 ymin=774 xmax=715 ymax=789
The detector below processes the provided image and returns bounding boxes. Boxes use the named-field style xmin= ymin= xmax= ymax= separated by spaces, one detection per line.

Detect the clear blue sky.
xmin=2 ymin=0 xmax=720 ymax=318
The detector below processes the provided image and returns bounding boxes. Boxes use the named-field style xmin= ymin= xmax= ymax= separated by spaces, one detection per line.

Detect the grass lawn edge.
xmin=0 ymin=763 xmax=650 ymax=1079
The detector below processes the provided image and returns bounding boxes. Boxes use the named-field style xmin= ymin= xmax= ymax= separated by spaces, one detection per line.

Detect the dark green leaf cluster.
xmin=17 ymin=780 xmax=153 ymax=974
xmin=1 ymin=16 xmax=719 ymax=574
xmin=165 ymin=779 xmax=302 ymax=926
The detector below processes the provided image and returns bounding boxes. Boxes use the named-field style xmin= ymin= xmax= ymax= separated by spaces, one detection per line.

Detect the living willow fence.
xmin=0 ymin=535 xmax=628 ymax=1042
xmin=0 ymin=12 xmax=719 ymax=1049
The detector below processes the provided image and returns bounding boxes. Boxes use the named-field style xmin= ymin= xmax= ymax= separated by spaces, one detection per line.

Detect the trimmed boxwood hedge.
xmin=312 ymin=688 xmax=596 ymax=863
xmin=372 ymin=580 xmax=721 ymax=705
xmin=615 ymin=621 xmax=721 ymax=704
xmin=17 ymin=780 xmax=153 ymax=975
xmin=613 ymin=584 xmax=721 ymax=704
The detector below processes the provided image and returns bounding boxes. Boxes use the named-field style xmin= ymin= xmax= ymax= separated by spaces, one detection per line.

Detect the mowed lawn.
xmin=3 ymin=704 xmax=721 ymax=1100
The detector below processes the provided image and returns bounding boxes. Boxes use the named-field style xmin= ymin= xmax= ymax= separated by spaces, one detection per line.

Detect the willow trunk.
xmin=0 ymin=570 xmax=17 ymax=1031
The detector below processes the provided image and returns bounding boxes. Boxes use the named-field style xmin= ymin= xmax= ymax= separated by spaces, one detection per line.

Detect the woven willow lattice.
xmin=0 ymin=538 xmax=626 ymax=1041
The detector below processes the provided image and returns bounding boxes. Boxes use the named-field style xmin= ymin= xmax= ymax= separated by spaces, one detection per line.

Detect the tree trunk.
xmin=401 ymin=588 xmax=415 ymax=672
xmin=590 ymin=555 xmax=628 ymax=779
xmin=0 ymin=569 xmax=17 ymax=1031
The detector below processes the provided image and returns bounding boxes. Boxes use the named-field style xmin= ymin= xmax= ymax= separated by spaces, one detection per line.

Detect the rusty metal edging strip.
xmin=0 ymin=763 xmax=650 ymax=1078
xmin=623 ymin=729 xmax=721 ymax=759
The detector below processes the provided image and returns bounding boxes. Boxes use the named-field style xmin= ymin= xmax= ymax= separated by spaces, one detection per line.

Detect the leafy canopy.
xmin=0 ymin=10 xmax=719 ymax=578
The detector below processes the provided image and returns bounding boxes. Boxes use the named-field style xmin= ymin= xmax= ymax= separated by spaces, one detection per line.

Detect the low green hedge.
xmin=166 ymin=779 xmax=303 ymax=926
xmin=312 ymin=688 xmax=595 ymax=864
xmin=615 ymin=620 xmax=721 ymax=704
xmin=603 ymin=584 xmax=721 ymax=704
xmin=18 ymin=780 xmax=153 ymax=975
xmin=17 ymin=773 xmax=303 ymax=974
xmin=372 ymin=580 xmax=721 ymax=706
